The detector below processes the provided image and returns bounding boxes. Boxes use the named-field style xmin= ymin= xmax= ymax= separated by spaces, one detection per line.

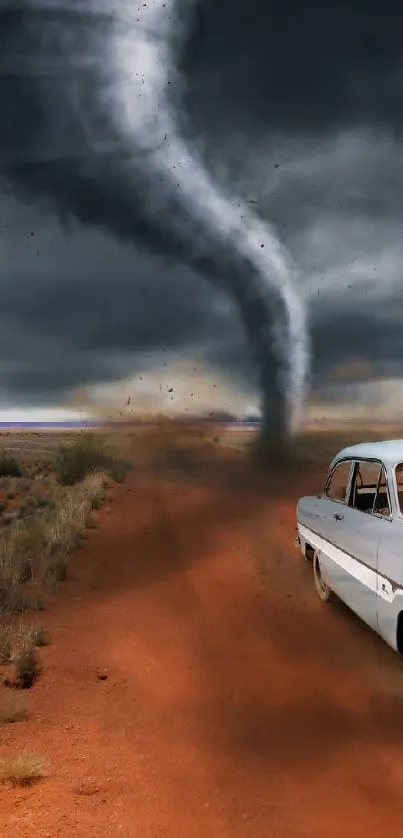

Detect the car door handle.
xmin=333 ymin=513 xmax=344 ymax=521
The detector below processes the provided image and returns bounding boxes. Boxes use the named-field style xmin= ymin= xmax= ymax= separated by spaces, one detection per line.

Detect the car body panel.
xmin=376 ymin=520 xmax=403 ymax=650
xmin=296 ymin=439 xmax=403 ymax=653
xmin=297 ymin=505 xmax=380 ymax=631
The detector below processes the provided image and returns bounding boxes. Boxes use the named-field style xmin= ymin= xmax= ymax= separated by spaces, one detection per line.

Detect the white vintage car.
xmin=296 ymin=440 xmax=403 ymax=654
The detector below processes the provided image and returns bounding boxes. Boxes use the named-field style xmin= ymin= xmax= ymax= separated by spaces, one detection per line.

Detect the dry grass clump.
xmin=0 ymin=624 xmax=12 ymax=664
xmin=0 ymin=622 xmax=41 ymax=689
xmin=0 ymin=467 xmax=109 ymax=606
xmin=29 ymin=624 xmax=49 ymax=648
xmin=0 ymin=754 xmax=44 ymax=786
xmin=0 ymin=693 xmax=27 ymax=724
xmin=0 ymin=525 xmax=46 ymax=615
xmin=0 ymin=451 xmax=23 ymax=478
xmin=0 ymin=430 xmax=134 ymax=630
xmin=12 ymin=640 xmax=38 ymax=689
xmin=54 ymin=433 xmax=130 ymax=486
xmin=19 ymin=493 xmax=54 ymax=519
xmin=0 ymin=475 xmax=32 ymax=502
xmin=0 ymin=434 xmax=129 ymax=659
xmin=42 ymin=470 xmax=108 ymax=584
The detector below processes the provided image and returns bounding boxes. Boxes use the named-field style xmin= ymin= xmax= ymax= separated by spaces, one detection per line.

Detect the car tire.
xmin=313 ymin=552 xmax=334 ymax=603
xmin=304 ymin=546 xmax=314 ymax=563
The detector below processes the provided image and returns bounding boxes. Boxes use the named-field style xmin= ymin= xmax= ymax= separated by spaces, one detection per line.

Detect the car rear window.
xmin=395 ymin=464 xmax=403 ymax=513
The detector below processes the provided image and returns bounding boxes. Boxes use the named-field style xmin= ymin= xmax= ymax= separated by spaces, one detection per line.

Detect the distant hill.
xmin=243 ymin=415 xmax=261 ymax=424
xmin=0 ymin=421 xmax=101 ymax=429
xmin=206 ymin=411 xmax=238 ymax=423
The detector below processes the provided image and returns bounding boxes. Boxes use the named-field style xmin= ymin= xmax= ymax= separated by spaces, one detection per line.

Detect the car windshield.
xmin=395 ymin=463 xmax=403 ymax=513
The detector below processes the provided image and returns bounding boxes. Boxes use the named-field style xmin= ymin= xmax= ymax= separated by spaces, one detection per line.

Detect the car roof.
xmin=334 ymin=439 xmax=403 ymax=466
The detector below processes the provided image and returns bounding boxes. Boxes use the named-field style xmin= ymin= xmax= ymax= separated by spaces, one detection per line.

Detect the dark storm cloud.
xmin=182 ymin=0 xmax=403 ymax=137
xmin=0 ymin=232 xmax=216 ymax=353
xmin=1 ymin=0 xmax=403 ymax=413
xmin=0 ymin=195 xmax=242 ymax=405
xmin=209 ymin=301 xmax=403 ymax=398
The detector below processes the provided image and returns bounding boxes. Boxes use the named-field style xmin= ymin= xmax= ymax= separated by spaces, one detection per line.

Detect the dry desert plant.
xmin=0 ymin=692 xmax=27 ymax=724
xmin=29 ymin=624 xmax=49 ymax=648
xmin=0 ymin=624 xmax=12 ymax=664
xmin=0 ymin=433 xmax=127 ymax=613
xmin=0 ymin=621 xmax=40 ymax=689
xmin=0 ymin=451 xmax=23 ymax=478
xmin=54 ymin=433 xmax=129 ymax=486
xmin=0 ymin=754 xmax=44 ymax=786
xmin=8 ymin=624 xmax=39 ymax=689
xmin=0 ymin=525 xmax=38 ymax=614
xmin=42 ymin=470 xmax=107 ymax=583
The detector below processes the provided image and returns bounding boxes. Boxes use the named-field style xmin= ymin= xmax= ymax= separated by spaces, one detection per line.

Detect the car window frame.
xmin=323 ymin=457 xmax=354 ymax=505
xmin=392 ymin=461 xmax=403 ymax=519
xmin=349 ymin=457 xmax=393 ymax=522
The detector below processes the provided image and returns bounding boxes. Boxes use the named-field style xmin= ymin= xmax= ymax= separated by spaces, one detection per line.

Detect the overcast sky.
xmin=1 ymin=0 xmax=403 ymax=422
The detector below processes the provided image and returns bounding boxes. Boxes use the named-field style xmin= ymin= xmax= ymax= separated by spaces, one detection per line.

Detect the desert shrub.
xmin=0 ymin=754 xmax=44 ymax=786
xmin=0 ymin=623 xmax=40 ymax=688
xmin=0 ymin=468 xmax=108 ymax=606
xmin=0 ymin=693 xmax=27 ymax=724
xmin=12 ymin=639 xmax=39 ymax=689
xmin=1 ymin=589 xmax=45 ymax=616
xmin=0 ymin=522 xmax=47 ymax=615
xmin=19 ymin=495 xmax=54 ymax=518
xmin=29 ymin=624 xmax=49 ymax=648
xmin=107 ymin=458 xmax=130 ymax=484
xmin=0 ymin=625 xmax=12 ymax=664
xmin=0 ymin=451 xmax=23 ymax=478
xmin=54 ymin=434 xmax=130 ymax=486
xmin=41 ymin=470 xmax=108 ymax=586
xmin=54 ymin=435 xmax=110 ymax=485
xmin=43 ymin=552 xmax=68 ymax=585
xmin=0 ymin=530 xmax=32 ymax=614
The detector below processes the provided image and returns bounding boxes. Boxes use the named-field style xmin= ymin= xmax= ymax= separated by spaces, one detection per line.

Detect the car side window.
xmin=395 ymin=463 xmax=403 ymax=514
xmin=373 ymin=467 xmax=391 ymax=517
xmin=350 ymin=460 xmax=390 ymax=517
xmin=325 ymin=460 xmax=352 ymax=503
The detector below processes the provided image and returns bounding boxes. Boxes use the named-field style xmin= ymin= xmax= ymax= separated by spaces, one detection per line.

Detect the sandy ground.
xmin=2 ymin=453 xmax=403 ymax=837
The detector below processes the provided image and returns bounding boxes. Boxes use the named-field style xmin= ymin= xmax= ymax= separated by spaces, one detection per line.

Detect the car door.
xmin=312 ymin=458 xmax=355 ymax=589
xmin=324 ymin=459 xmax=385 ymax=631
xmin=376 ymin=463 xmax=403 ymax=649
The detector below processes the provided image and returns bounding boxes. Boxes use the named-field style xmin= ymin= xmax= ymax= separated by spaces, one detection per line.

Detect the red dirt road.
xmin=2 ymin=467 xmax=403 ymax=837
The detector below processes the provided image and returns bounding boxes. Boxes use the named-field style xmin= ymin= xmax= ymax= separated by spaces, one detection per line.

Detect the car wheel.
xmin=313 ymin=552 xmax=334 ymax=603
xmin=304 ymin=546 xmax=314 ymax=563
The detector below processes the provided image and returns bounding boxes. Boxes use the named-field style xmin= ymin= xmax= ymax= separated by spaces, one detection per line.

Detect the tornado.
xmin=0 ymin=0 xmax=310 ymax=452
